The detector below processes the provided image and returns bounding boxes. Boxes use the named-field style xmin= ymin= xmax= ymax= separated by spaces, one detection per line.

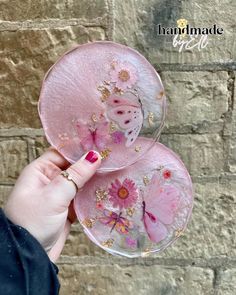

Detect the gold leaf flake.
xmin=109 ymin=121 xmax=117 ymax=133
xmin=91 ymin=113 xmax=98 ymax=122
xmin=110 ymin=61 xmax=117 ymax=69
xmin=97 ymin=86 xmax=111 ymax=102
xmin=175 ymin=228 xmax=184 ymax=238
xmin=143 ymin=176 xmax=150 ymax=186
xmin=142 ymin=248 xmax=151 ymax=257
xmin=148 ymin=112 xmax=154 ymax=126
xmin=157 ymin=90 xmax=165 ymax=100
xmin=58 ymin=133 xmax=69 ymax=140
xmin=103 ymin=80 xmax=110 ymax=85
xmin=114 ymin=87 xmax=124 ymax=95
xmin=57 ymin=143 xmax=66 ymax=150
xmin=82 ymin=218 xmax=96 ymax=229
xmin=156 ymin=165 xmax=164 ymax=171
xmin=126 ymin=207 xmax=135 ymax=217
xmin=135 ymin=145 xmax=141 ymax=152
xmin=101 ymin=238 xmax=114 ymax=248
xmin=95 ymin=189 xmax=108 ymax=202
xmin=100 ymin=148 xmax=111 ymax=160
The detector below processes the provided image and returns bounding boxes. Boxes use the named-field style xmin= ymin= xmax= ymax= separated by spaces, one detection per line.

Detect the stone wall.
xmin=0 ymin=0 xmax=235 ymax=294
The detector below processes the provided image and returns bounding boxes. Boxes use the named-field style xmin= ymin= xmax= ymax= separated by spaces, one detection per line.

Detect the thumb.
xmin=44 ymin=150 xmax=101 ymax=208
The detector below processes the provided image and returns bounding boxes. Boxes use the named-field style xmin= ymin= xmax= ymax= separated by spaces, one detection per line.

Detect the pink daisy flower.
xmin=109 ymin=61 xmax=138 ymax=91
xmin=108 ymin=178 xmax=138 ymax=209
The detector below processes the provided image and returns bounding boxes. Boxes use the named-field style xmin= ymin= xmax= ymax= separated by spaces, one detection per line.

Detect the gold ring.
xmin=60 ymin=170 xmax=80 ymax=192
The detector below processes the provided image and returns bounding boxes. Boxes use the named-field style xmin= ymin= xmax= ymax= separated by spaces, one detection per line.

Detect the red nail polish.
xmin=85 ymin=151 xmax=98 ymax=163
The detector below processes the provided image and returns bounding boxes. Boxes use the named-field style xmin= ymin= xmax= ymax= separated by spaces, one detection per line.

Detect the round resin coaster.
xmin=38 ymin=41 xmax=166 ymax=172
xmin=74 ymin=138 xmax=193 ymax=258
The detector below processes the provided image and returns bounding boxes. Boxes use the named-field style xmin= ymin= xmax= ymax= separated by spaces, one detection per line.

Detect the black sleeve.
xmin=0 ymin=208 xmax=60 ymax=295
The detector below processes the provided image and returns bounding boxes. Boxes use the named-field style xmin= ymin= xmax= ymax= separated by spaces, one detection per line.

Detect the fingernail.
xmin=85 ymin=151 xmax=99 ymax=163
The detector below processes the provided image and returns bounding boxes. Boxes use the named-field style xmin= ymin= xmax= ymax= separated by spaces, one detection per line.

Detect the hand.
xmin=3 ymin=148 xmax=101 ymax=262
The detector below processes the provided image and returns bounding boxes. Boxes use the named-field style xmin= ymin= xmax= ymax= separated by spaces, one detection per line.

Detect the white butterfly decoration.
xmin=107 ymin=93 xmax=144 ymax=147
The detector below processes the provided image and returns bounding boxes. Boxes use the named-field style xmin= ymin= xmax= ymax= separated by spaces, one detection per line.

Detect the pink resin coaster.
xmin=38 ymin=41 xmax=166 ymax=172
xmin=74 ymin=138 xmax=193 ymax=258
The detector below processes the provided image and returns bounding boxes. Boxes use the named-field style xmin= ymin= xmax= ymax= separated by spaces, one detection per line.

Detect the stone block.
xmin=0 ymin=0 xmax=108 ymax=21
xmin=217 ymin=269 xmax=236 ymax=295
xmin=0 ymin=26 xmax=105 ymax=128
xmin=160 ymin=134 xmax=224 ymax=177
xmin=113 ymin=0 xmax=236 ymax=65
xmin=58 ymin=264 xmax=214 ymax=295
xmin=227 ymin=72 xmax=236 ymax=172
xmin=161 ymin=71 xmax=229 ymax=133
xmin=0 ymin=139 xmax=28 ymax=183
xmin=62 ymin=228 xmax=105 ymax=257
xmin=33 ymin=136 xmax=50 ymax=158
xmin=161 ymin=178 xmax=236 ymax=259
xmin=0 ymin=185 xmax=13 ymax=207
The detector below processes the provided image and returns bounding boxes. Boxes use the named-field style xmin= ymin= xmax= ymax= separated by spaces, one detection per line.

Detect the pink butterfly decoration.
xmin=107 ymin=95 xmax=143 ymax=147
xmin=76 ymin=118 xmax=110 ymax=151
xmin=99 ymin=209 xmax=133 ymax=234
xmin=142 ymin=174 xmax=180 ymax=243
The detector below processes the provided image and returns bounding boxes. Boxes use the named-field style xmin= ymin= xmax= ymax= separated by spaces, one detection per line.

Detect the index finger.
xmin=34 ymin=147 xmax=70 ymax=170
